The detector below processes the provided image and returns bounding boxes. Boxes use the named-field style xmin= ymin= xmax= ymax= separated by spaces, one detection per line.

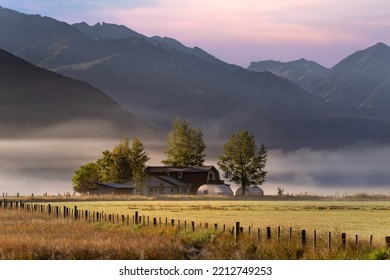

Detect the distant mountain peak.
xmin=247 ymin=58 xmax=328 ymax=90
xmin=364 ymin=42 xmax=390 ymax=57
xmin=72 ymin=21 xmax=144 ymax=39
xmin=372 ymin=42 xmax=388 ymax=48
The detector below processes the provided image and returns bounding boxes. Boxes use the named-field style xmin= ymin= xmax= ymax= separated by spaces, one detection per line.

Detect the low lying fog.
xmin=1 ymin=139 xmax=390 ymax=196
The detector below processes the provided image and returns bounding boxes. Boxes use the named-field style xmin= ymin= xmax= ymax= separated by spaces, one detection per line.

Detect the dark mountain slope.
xmin=307 ymin=42 xmax=390 ymax=116
xmin=0 ymin=6 xmax=84 ymax=53
xmin=0 ymin=48 xmax=156 ymax=138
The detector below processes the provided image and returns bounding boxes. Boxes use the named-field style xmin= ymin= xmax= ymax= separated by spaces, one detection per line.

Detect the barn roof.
xmin=145 ymin=176 xmax=190 ymax=188
xmin=96 ymin=176 xmax=191 ymax=189
xmin=96 ymin=182 xmax=135 ymax=189
xmin=147 ymin=166 xmax=216 ymax=173
xmin=158 ymin=176 xmax=191 ymax=188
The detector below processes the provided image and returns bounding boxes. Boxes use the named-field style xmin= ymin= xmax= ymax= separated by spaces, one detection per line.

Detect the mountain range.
xmin=1 ymin=6 xmax=390 ymax=150
xmin=248 ymin=43 xmax=390 ymax=118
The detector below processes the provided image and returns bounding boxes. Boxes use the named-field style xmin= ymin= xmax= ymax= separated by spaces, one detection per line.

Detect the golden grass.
xmin=0 ymin=210 xmax=188 ymax=260
xmin=38 ymin=199 xmax=390 ymax=239
xmin=1 ymin=209 xmax=389 ymax=260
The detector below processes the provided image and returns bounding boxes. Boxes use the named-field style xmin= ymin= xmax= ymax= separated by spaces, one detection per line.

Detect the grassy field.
xmin=2 ymin=196 xmax=390 ymax=260
xmin=44 ymin=199 xmax=390 ymax=239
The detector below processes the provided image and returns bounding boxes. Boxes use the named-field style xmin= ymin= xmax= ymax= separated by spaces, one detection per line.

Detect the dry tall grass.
xmin=1 ymin=209 xmax=389 ymax=260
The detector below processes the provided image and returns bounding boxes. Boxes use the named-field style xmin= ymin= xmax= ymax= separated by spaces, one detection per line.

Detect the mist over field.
xmin=1 ymin=138 xmax=390 ymax=196
xmin=262 ymin=146 xmax=390 ymax=195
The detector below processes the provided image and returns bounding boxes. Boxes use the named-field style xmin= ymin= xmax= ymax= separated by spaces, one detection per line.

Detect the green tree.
xmin=111 ymin=137 xmax=133 ymax=183
xmin=162 ymin=118 xmax=206 ymax=166
xmin=72 ymin=137 xmax=150 ymax=193
xmin=130 ymin=137 xmax=150 ymax=191
xmin=72 ymin=162 xmax=100 ymax=193
xmin=217 ymin=130 xmax=267 ymax=195
xmin=96 ymin=150 xmax=115 ymax=182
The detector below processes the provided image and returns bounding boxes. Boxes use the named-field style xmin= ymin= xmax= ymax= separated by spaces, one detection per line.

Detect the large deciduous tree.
xmin=217 ymin=130 xmax=267 ymax=195
xmin=72 ymin=137 xmax=149 ymax=192
xmin=72 ymin=162 xmax=100 ymax=193
xmin=162 ymin=118 xmax=206 ymax=166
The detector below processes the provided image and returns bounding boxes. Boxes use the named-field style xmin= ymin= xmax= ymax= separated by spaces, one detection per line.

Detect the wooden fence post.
xmin=341 ymin=233 xmax=346 ymax=248
xmin=267 ymin=227 xmax=271 ymax=240
xmin=235 ymin=222 xmax=240 ymax=241
xmin=329 ymin=232 xmax=332 ymax=251
xmin=301 ymin=230 xmax=307 ymax=247
xmin=277 ymin=226 xmax=281 ymax=243
xmin=385 ymin=236 xmax=390 ymax=248
xmin=191 ymin=221 xmax=195 ymax=231
xmin=314 ymin=230 xmax=317 ymax=251
xmin=135 ymin=211 xmax=139 ymax=225
xmin=74 ymin=206 xmax=78 ymax=220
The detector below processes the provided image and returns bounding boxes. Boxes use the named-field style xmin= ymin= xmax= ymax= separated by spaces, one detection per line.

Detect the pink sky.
xmin=2 ymin=0 xmax=390 ymax=67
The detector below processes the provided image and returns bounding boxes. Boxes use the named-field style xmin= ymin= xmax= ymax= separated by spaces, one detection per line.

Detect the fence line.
xmin=0 ymin=199 xmax=389 ymax=249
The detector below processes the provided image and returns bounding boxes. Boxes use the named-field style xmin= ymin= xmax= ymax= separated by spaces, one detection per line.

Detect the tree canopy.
xmin=72 ymin=162 xmax=100 ymax=193
xmin=162 ymin=118 xmax=206 ymax=166
xmin=72 ymin=137 xmax=149 ymax=193
xmin=217 ymin=130 xmax=267 ymax=195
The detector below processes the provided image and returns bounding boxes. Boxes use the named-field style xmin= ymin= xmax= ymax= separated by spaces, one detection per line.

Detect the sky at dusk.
xmin=1 ymin=0 xmax=390 ymax=68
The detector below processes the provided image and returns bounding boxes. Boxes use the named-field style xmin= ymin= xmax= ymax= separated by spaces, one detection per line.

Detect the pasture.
xmin=48 ymin=199 xmax=390 ymax=239
xmin=1 ymin=196 xmax=390 ymax=260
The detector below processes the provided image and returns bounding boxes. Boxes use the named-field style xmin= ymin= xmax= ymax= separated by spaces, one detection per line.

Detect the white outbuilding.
xmin=235 ymin=185 xmax=264 ymax=196
xmin=197 ymin=184 xmax=234 ymax=196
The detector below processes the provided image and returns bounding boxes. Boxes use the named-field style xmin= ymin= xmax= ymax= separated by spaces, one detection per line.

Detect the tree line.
xmin=72 ymin=118 xmax=267 ymax=195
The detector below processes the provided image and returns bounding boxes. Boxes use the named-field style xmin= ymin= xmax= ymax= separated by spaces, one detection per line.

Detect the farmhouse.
xmin=146 ymin=166 xmax=227 ymax=194
xmin=90 ymin=165 xmax=231 ymax=195
xmin=89 ymin=175 xmax=191 ymax=195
